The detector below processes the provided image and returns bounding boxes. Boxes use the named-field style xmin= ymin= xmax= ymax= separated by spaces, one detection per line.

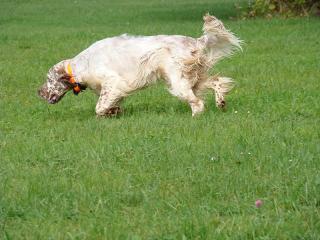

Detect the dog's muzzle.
xmin=38 ymin=86 xmax=62 ymax=104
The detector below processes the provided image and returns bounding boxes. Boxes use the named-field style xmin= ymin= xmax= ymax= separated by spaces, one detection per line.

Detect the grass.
xmin=0 ymin=0 xmax=320 ymax=239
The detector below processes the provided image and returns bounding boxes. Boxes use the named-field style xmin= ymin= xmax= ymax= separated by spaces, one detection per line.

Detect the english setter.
xmin=38 ymin=14 xmax=241 ymax=117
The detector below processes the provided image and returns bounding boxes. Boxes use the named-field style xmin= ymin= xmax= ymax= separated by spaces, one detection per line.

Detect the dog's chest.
xmin=85 ymin=77 xmax=103 ymax=95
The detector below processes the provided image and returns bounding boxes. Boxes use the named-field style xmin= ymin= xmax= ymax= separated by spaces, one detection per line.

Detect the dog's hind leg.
xmin=202 ymin=75 xmax=235 ymax=109
xmin=168 ymin=75 xmax=204 ymax=116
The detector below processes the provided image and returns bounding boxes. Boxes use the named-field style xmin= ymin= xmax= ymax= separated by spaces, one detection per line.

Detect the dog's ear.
xmin=59 ymin=74 xmax=74 ymax=87
xmin=52 ymin=60 xmax=74 ymax=85
xmin=53 ymin=60 xmax=68 ymax=75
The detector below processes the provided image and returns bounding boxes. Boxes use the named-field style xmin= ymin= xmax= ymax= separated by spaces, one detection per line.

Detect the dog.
xmin=38 ymin=14 xmax=241 ymax=117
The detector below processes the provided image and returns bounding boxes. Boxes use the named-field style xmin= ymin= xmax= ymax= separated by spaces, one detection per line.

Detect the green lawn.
xmin=1 ymin=0 xmax=319 ymax=239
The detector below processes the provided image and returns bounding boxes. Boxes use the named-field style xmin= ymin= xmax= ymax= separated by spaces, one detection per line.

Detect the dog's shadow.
xmin=120 ymin=95 xmax=224 ymax=118
xmin=37 ymin=91 xmax=225 ymax=121
xmin=122 ymin=101 xmax=190 ymax=117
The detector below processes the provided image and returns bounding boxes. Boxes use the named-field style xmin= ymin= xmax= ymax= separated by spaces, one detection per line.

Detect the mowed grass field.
xmin=1 ymin=0 xmax=320 ymax=239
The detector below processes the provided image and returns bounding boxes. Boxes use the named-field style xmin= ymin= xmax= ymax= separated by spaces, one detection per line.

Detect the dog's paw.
xmin=214 ymin=88 xmax=227 ymax=110
xmin=96 ymin=107 xmax=122 ymax=118
xmin=216 ymin=99 xmax=226 ymax=109
xmin=191 ymin=99 xmax=205 ymax=117
xmin=106 ymin=106 xmax=122 ymax=116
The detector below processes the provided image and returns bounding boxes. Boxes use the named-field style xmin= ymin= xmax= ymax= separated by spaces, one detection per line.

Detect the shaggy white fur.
xmin=38 ymin=14 xmax=241 ymax=117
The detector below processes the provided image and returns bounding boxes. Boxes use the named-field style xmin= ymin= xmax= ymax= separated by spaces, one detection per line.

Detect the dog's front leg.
xmin=95 ymin=85 xmax=122 ymax=117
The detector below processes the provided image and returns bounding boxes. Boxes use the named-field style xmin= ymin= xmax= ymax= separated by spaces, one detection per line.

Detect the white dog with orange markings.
xmin=38 ymin=14 xmax=241 ymax=117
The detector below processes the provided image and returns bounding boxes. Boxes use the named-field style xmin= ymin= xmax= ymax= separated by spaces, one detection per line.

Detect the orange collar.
xmin=67 ymin=63 xmax=82 ymax=95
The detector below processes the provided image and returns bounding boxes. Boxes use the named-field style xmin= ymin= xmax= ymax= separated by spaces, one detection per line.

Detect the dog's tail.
xmin=199 ymin=14 xmax=242 ymax=65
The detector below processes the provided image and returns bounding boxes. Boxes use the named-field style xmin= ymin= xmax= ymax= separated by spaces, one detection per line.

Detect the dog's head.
xmin=38 ymin=60 xmax=73 ymax=104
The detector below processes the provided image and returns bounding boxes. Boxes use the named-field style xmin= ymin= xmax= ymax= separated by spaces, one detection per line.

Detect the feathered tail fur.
xmin=199 ymin=14 xmax=242 ymax=65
